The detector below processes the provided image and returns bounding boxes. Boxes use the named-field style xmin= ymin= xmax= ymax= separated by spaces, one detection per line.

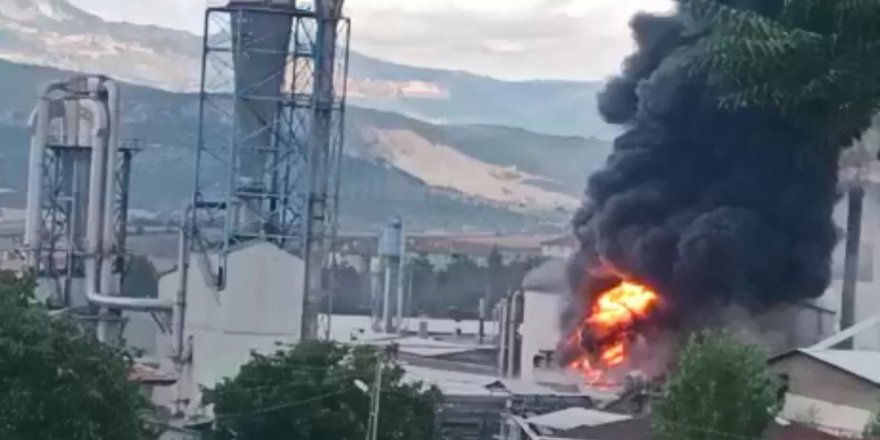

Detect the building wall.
xmin=520 ymin=290 xmax=565 ymax=382
xmin=814 ymin=187 xmax=880 ymax=350
xmin=771 ymin=354 xmax=880 ymax=411
xmin=152 ymin=241 xmax=305 ymax=416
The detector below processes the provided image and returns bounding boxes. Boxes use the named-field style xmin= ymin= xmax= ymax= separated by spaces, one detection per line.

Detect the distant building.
xmin=335 ymin=233 xmax=547 ymax=270
xmin=540 ymin=235 xmax=578 ymax=259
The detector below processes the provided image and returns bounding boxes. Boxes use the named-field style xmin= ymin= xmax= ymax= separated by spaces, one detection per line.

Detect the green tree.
xmin=0 ymin=271 xmax=152 ymax=440
xmin=653 ymin=330 xmax=781 ymax=440
xmin=210 ymin=340 xmax=441 ymax=440
xmin=680 ymin=0 xmax=880 ymax=148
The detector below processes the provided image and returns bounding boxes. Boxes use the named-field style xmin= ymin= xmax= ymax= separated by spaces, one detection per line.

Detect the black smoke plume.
xmin=569 ymin=0 xmax=841 ymax=333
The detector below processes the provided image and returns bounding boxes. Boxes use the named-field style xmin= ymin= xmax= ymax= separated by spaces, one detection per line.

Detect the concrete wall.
xmin=771 ymin=353 xmax=880 ymax=412
xmin=152 ymin=241 xmax=305 ymax=416
xmin=520 ymin=290 xmax=565 ymax=382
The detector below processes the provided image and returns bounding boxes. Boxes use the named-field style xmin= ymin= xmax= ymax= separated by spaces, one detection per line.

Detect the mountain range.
xmin=0 ymin=0 xmax=618 ymax=140
xmin=0 ymin=0 xmax=615 ymax=232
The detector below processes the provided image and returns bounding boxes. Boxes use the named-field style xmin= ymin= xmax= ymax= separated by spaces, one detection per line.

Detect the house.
xmin=770 ymin=349 xmax=880 ymax=436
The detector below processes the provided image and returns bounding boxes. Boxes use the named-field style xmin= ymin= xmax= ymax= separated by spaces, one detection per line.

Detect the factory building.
xmin=151 ymin=241 xmax=306 ymax=417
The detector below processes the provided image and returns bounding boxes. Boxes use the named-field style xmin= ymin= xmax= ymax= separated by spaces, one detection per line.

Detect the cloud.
xmin=67 ymin=0 xmax=674 ymax=81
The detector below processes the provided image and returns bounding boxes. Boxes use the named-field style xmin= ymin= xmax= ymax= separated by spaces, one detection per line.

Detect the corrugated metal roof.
xmin=526 ymin=407 xmax=631 ymax=431
xmin=799 ymin=349 xmax=880 ymax=385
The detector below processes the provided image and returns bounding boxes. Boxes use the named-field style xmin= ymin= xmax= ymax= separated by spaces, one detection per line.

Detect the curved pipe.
xmin=79 ymin=97 xmax=173 ymax=317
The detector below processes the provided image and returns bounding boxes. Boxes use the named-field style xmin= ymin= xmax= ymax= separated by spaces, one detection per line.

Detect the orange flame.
xmin=568 ymin=281 xmax=659 ymax=385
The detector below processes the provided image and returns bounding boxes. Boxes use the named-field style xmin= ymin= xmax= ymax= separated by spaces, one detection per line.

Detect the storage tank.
xmin=380 ymin=217 xmax=404 ymax=258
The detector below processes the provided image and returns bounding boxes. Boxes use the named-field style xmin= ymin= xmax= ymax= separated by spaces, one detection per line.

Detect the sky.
xmin=67 ymin=0 xmax=674 ymax=81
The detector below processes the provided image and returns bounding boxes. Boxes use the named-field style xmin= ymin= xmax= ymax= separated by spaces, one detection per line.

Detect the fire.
xmin=568 ymin=281 xmax=660 ymax=385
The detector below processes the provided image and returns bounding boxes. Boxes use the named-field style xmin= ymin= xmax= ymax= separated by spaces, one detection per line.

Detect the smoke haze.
xmin=571 ymin=0 xmax=841 ymax=330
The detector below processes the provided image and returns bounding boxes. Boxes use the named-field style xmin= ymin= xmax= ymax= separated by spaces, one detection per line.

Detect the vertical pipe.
xmin=406 ymin=262 xmax=414 ymax=323
xmin=100 ymin=80 xmax=121 ymax=308
xmin=303 ymin=0 xmax=345 ymax=341
xmin=497 ymin=299 xmax=508 ymax=376
xmin=839 ymin=186 xmax=864 ymax=349
xmin=81 ymin=98 xmax=109 ymax=342
xmin=382 ymin=259 xmax=392 ymax=333
xmin=395 ymin=258 xmax=405 ymax=334
xmin=507 ymin=290 xmax=519 ymax=378
xmin=175 ymin=205 xmax=191 ymax=360
xmin=25 ymin=96 xmax=51 ymax=263
xmin=478 ymin=298 xmax=486 ymax=344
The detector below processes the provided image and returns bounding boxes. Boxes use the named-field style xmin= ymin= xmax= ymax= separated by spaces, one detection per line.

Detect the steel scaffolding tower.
xmin=191 ymin=1 xmax=349 ymax=338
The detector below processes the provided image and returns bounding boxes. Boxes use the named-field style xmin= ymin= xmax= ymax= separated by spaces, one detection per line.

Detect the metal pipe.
xmin=303 ymin=0 xmax=346 ymax=340
xmin=395 ymin=262 xmax=405 ymax=334
xmin=839 ymin=186 xmax=864 ymax=349
xmin=97 ymin=79 xmax=120 ymax=328
xmin=25 ymin=82 xmax=67 ymax=261
xmin=80 ymin=96 xmax=110 ymax=341
xmin=174 ymin=205 xmax=191 ymax=360
xmin=382 ymin=259 xmax=392 ymax=333
xmin=507 ymin=290 xmax=520 ymax=378
xmin=79 ymin=98 xmax=172 ymax=323
xmin=497 ymin=299 xmax=508 ymax=376
xmin=812 ymin=313 xmax=880 ymax=350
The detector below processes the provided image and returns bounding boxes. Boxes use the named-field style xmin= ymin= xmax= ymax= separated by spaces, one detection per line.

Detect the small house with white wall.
xmin=770 ymin=349 xmax=880 ymax=436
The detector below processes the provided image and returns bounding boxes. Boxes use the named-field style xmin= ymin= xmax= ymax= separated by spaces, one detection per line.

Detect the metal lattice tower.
xmin=191 ymin=0 xmax=349 ymax=332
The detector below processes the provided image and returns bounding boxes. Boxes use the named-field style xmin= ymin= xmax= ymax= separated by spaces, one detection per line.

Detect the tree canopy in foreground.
xmin=210 ymin=340 xmax=442 ymax=440
xmin=0 ymin=271 xmax=151 ymax=440
xmin=653 ymin=330 xmax=781 ymax=440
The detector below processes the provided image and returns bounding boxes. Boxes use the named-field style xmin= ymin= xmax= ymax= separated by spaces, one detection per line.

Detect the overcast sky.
xmin=67 ymin=0 xmax=673 ymax=81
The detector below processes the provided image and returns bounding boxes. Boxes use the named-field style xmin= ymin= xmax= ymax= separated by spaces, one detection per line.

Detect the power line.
xmin=212 ymin=389 xmax=349 ymax=421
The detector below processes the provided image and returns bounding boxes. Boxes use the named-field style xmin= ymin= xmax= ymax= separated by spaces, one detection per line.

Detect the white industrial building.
xmin=151 ymin=242 xmax=306 ymax=418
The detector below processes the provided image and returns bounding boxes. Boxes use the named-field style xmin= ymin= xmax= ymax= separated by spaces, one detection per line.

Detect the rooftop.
xmin=796 ymin=349 xmax=880 ymax=385
xmin=526 ymin=407 xmax=632 ymax=431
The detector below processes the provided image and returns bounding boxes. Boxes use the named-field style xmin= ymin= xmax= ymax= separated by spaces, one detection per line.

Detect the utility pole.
xmin=364 ymin=357 xmax=382 ymax=440
xmin=365 ymin=345 xmax=396 ymax=440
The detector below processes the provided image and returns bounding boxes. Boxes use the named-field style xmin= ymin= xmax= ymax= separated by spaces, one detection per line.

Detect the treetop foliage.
xmin=653 ymin=330 xmax=781 ymax=440
xmin=678 ymin=0 xmax=880 ymax=148
xmin=211 ymin=340 xmax=442 ymax=440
